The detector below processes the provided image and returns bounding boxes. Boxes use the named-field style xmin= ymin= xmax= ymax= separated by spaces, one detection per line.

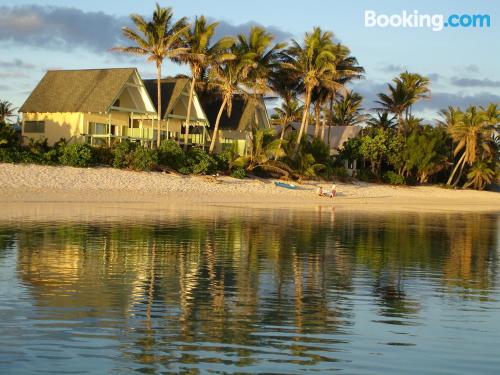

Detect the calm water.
xmin=0 ymin=209 xmax=499 ymax=374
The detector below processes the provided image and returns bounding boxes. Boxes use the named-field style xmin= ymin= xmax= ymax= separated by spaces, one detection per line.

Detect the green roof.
xmin=19 ymin=68 xmax=137 ymax=113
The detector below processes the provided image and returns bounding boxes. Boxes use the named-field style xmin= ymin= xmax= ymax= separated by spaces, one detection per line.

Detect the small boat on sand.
xmin=274 ymin=181 xmax=297 ymax=190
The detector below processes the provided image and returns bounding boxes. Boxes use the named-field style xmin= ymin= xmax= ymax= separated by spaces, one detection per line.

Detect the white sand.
xmin=0 ymin=163 xmax=498 ymax=220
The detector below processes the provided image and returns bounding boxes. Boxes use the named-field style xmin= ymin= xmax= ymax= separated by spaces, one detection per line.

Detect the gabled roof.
xmin=20 ymin=68 xmax=138 ymax=113
xmin=143 ymin=78 xmax=190 ymax=118
xmin=199 ymin=93 xmax=269 ymax=132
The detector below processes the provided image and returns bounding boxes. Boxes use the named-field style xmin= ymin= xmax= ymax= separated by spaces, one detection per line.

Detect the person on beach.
xmin=331 ymin=184 xmax=337 ymax=198
xmin=317 ymin=186 xmax=324 ymax=196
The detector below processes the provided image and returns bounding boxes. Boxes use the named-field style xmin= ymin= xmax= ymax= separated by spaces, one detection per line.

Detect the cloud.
xmin=0 ymin=59 xmax=35 ymax=69
xmin=0 ymin=84 xmax=11 ymax=91
xmin=211 ymin=19 xmax=293 ymax=43
xmin=464 ymin=64 xmax=479 ymax=73
xmin=0 ymin=5 xmax=294 ymax=54
xmin=450 ymin=77 xmax=500 ymax=88
xmin=0 ymin=5 xmax=128 ymax=52
xmin=0 ymin=71 xmax=30 ymax=78
xmin=415 ymin=92 xmax=500 ymax=111
xmin=351 ymin=80 xmax=387 ymax=109
xmin=427 ymin=73 xmax=440 ymax=83
xmin=378 ymin=64 xmax=406 ymax=73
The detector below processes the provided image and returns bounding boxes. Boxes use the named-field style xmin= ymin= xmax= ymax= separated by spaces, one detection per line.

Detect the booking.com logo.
xmin=364 ymin=10 xmax=491 ymax=31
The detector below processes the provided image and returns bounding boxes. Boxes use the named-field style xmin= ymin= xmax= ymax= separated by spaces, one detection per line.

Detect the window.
xmin=24 ymin=121 xmax=45 ymax=133
xmin=89 ymin=122 xmax=108 ymax=135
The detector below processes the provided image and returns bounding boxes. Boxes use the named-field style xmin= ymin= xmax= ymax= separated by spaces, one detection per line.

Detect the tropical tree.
xmin=113 ymin=3 xmax=189 ymax=147
xmin=442 ymin=106 xmax=495 ymax=186
xmin=376 ymin=72 xmax=430 ymax=135
xmin=177 ymin=16 xmax=235 ymax=150
xmin=330 ymin=92 xmax=367 ymax=127
xmin=464 ymin=161 xmax=496 ymax=190
xmin=271 ymin=97 xmax=303 ymax=153
xmin=0 ymin=100 xmax=17 ymax=123
xmin=234 ymin=128 xmax=291 ymax=176
xmin=282 ymin=27 xmax=347 ymax=155
xmin=208 ymin=48 xmax=252 ymax=153
xmin=366 ymin=112 xmax=396 ymax=130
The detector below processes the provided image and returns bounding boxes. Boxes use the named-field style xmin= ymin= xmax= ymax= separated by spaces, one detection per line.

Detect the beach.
xmin=0 ymin=163 xmax=499 ymax=221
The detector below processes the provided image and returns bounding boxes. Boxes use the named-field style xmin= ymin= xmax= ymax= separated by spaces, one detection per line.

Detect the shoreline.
xmin=0 ymin=163 xmax=499 ymax=221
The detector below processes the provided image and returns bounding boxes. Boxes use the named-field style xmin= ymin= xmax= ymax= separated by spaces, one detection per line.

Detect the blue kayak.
xmin=274 ymin=181 xmax=297 ymax=190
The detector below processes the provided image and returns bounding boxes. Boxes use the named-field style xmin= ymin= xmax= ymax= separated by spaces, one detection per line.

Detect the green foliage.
xmin=158 ymin=139 xmax=185 ymax=170
xmin=464 ymin=161 xmax=497 ymax=190
xmin=112 ymin=140 xmax=136 ymax=169
xmin=359 ymin=128 xmax=389 ymax=178
xmin=357 ymin=168 xmax=376 ymax=182
xmin=0 ymin=147 xmax=19 ymax=163
xmin=383 ymin=170 xmax=406 ymax=185
xmin=332 ymin=166 xmax=348 ymax=180
xmin=129 ymin=147 xmax=158 ymax=171
xmin=230 ymin=167 xmax=246 ymax=179
xmin=59 ymin=143 xmax=95 ymax=167
xmin=184 ymin=147 xmax=218 ymax=175
xmin=93 ymin=147 xmax=113 ymax=166
xmin=0 ymin=121 xmax=19 ymax=148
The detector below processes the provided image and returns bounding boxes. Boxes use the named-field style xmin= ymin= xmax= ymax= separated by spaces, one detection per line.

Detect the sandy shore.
xmin=0 ymin=163 xmax=499 ymax=220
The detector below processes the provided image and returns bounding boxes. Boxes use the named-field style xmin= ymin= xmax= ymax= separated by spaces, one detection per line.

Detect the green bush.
xmin=0 ymin=148 xmax=19 ymax=163
xmin=129 ymin=147 xmax=158 ymax=171
xmin=158 ymin=139 xmax=185 ymax=170
xmin=332 ymin=166 xmax=348 ymax=180
xmin=0 ymin=121 xmax=19 ymax=148
xmin=230 ymin=167 xmax=246 ymax=179
xmin=357 ymin=168 xmax=376 ymax=182
xmin=112 ymin=140 xmax=136 ymax=169
xmin=185 ymin=147 xmax=218 ymax=175
xmin=383 ymin=171 xmax=406 ymax=185
xmin=93 ymin=147 xmax=113 ymax=166
xmin=59 ymin=143 xmax=95 ymax=167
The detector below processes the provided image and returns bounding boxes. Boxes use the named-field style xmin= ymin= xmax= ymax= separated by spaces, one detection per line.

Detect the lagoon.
xmin=0 ymin=209 xmax=499 ymax=374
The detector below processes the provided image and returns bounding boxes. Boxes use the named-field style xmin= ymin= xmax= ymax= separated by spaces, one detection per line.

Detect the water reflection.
xmin=0 ymin=210 xmax=498 ymax=374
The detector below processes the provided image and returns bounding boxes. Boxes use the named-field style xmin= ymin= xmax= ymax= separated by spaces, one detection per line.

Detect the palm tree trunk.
xmin=209 ymin=96 xmax=228 ymax=154
xmin=275 ymin=121 xmax=287 ymax=160
xmin=327 ymin=96 xmax=334 ymax=145
xmin=294 ymin=89 xmax=312 ymax=155
xmin=183 ymin=76 xmax=196 ymax=151
xmin=320 ymin=107 xmax=326 ymax=141
xmin=314 ymin=103 xmax=321 ymax=138
xmin=156 ymin=64 xmax=162 ymax=148
xmin=446 ymin=152 xmax=466 ymax=186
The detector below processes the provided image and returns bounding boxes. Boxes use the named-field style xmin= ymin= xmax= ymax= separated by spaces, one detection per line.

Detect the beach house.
xmin=19 ymin=68 xmax=158 ymax=146
xmin=142 ymin=77 xmax=210 ymax=147
xmin=200 ymin=93 xmax=271 ymax=155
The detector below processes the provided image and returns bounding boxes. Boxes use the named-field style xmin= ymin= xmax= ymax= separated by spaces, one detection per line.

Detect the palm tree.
xmin=0 ymin=100 xmax=17 ymax=123
xmin=376 ymin=72 xmax=430 ymax=135
xmin=282 ymin=27 xmax=347 ymax=155
xmin=367 ymin=112 xmax=396 ymax=130
xmin=331 ymin=92 xmax=367 ymax=127
xmin=234 ymin=128 xmax=291 ymax=176
xmin=272 ymin=97 xmax=303 ymax=153
xmin=443 ymin=106 xmax=493 ymax=186
xmin=464 ymin=161 xmax=496 ymax=190
xmin=113 ymin=3 xmax=189 ymax=148
xmin=177 ymin=16 xmax=235 ymax=150
xmin=208 ymin=49 xmax=252 ymax=154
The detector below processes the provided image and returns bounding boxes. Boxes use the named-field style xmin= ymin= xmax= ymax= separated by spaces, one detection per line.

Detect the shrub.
xmin=129 ymin=147 xmax=158 ymax=171
xmin=158 ymin=139 xmax=185 ymax=170
xmin=93 ymin=147 xmax=113 ymax=166
xmin=383 ymin=171 xmax=406 ymax=185
xmin=185 ymin=147 xmax=218 ymax=175
xmin=59 ymin=143 xmax=95 ymax=167
xmin=0 ymin=148 xmax=19 ymax=163
xmin=112 ymin=140 xmax=136 ymax=169
xmin=230 ymin=167 xmax=246 ymax=179
xmin=0 ymin=121 xmax=19 ymax=148
xmin=357 ymin=168 xmax=376 ymax=182
xmin=332 ymin=166 xmax=348 ymax=180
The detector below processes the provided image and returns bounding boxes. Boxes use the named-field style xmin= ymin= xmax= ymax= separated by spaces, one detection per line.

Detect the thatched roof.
xmin=199 ymin=93 xmax=267 ymax=132
xmin=20 ymin=68 xmax=137 ymax=113
xmin=143 ymin=78 xmax=189 ymax=118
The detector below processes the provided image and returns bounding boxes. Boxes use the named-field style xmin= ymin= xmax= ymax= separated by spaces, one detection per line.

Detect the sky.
xmin=0 ymin=0 xmax=499 ymax=120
